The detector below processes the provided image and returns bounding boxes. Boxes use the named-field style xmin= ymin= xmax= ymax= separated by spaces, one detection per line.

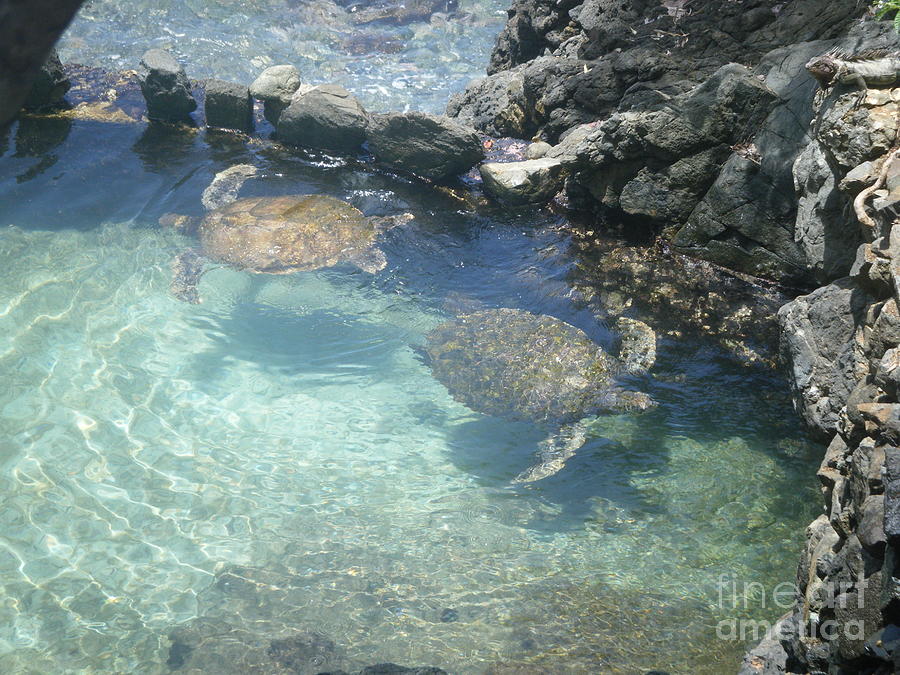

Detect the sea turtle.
xmin=422 ymin=308 xmax=656 ymax=483
xmin=164 ymin=174 xmax=412 ymax=303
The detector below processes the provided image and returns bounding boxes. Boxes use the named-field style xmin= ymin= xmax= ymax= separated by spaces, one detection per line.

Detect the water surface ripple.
xmin=1 ymin=14 xmax=821 ymax=673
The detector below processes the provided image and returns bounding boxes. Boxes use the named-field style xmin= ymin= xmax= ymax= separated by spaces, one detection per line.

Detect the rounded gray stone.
xmin=367 ymin=112 xmax=484 ymax=182
xmin=277 ymin=84 xmax=369 ymax=154
xmin=250 ymin=65 xmax=301 ymax=124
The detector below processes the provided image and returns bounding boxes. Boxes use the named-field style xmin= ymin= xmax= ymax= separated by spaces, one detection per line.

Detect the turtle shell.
xmin=197 ymin=194 xmax=380 ymax=273
xmin=424 ymin=308 xmax=650 ymax=425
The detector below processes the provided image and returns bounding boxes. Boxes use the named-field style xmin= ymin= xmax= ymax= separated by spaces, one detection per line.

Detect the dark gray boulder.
xmin=488 ymin=0 xmax=579 ymax=75
xmin=138 ymin=49 xmax=197 ymax=122
xmin=544 ymin=63 xmax=777 ymax=225
xmin=448 ymin=54 xmax=615 ymax=143
xmin=367 ymin=112 xmax=484 ymax=181
xmin=672 ymin=23 xmax=900 ymax=285
xmin=277 ymin=84 xmax=370 ymax=154
xmin=777 ymin=277 xmax=875 ymax=439
xmin=22 ymin=49 xmax=69 ymax=111
xmin=204 ymin=79 xmax=253 ymax=133
xmin=249 ymin=64 xmax=301 ymax=125
xmin=446 ymin=67 xmax=529 ymax=139
xmin=455 ymin=0 xmax=864 ymax=144
xmin=737 ymin=612 xmax=799 ymax=675
xmin=886 ymin=447 xmax=900 ymax=545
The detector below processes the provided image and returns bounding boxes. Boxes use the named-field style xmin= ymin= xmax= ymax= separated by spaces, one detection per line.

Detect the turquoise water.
xmin=0 ymin=112 xmax=821 ymax=674
xmin=1 ymin=2 xmax=823 ymax=672
xmin=59 ymin=0 xmax=508 ymax=113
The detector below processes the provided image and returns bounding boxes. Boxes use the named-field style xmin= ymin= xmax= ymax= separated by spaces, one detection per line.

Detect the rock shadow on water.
xmin=132 ymin=121 xmax=200 ymax=173
xmin=7 ymin=115 xmax=72 ymax=183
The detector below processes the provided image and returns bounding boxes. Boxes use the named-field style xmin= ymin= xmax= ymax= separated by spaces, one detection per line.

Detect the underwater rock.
xmin=250 ymin=64 xmax=301 ymax=125
xmin=570 ymin=244 xmax=786 ymax=364
xmin=22 ymin=49 xmax=70 ymax=111
xmin=344 ymin=0 xmax=458 ymax=26
xmin=479 ymin=157 xmax=565 ymax=205
xmin=367 ymin=111 xmax=484 ymax=181
xmin=277 ymin=84 xmax=370 ymax=153
xmin=204 ymin=79 xmax=253 ymax=133
xmin=167 ymin=617 xmax=341 ymax=674
xmin=137 ymin=49 xmax=197 ymax=122
xmin=356 ymin=666 xmax=448 ymax=675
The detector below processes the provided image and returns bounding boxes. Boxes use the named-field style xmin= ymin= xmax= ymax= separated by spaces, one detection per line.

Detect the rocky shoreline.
xmin=7 ymin=0 xmax=900 ymax=672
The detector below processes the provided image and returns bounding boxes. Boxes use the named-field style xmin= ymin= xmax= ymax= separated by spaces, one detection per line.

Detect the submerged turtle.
xmin=423 ymin=308 xmax=657 ymax=483
xmin=165 ymin=190 xmax=412 ymax=304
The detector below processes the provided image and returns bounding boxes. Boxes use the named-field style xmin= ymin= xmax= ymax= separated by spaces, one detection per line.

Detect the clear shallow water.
xmin=58 ymin=0 xmax=507 ymax=114
xmin=0 ymin=110 xmax=822 ymax=673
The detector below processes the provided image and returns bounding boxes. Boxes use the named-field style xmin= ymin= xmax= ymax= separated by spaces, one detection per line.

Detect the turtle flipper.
xmin=171 ymin=249 xmax=206 ymax=304
xmin=512 ymin=418 xmax=594 ymax=484
xmin=201 ymin=164 xmax=258 ymax=211
xmin=347 ymin=246 xmax=388 ymax=274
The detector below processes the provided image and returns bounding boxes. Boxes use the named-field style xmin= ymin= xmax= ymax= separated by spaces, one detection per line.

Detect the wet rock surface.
xmin=479 ymin=157 xmax=565 ymax=204
xmin=137 ymin=49 xmax=197 ymax=122
xmin=367 ymin=112 xmax=484 ymax=181
xmin=204 ymin=79 xmax=253 ymax=133
xmin=569 ymin=240 xmax=788 ymax=365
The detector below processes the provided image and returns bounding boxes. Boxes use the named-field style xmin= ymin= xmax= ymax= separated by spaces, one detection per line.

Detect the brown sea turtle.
xmin=422 ymin=308 xmax=657 ymax=483
xmin=165 ymin=189 xmax=412 ymax=304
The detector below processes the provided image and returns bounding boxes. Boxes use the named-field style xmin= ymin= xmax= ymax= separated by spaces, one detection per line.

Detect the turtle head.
xmin=615 ymin=317 xmax=656 ymax=374
xmin=374 ymin=212 xmax=415 ymax=233
xmin=594 ymin=387 xmax=655 ymax=414
xmin=159 ymin=212 xmax=199 ymax=235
